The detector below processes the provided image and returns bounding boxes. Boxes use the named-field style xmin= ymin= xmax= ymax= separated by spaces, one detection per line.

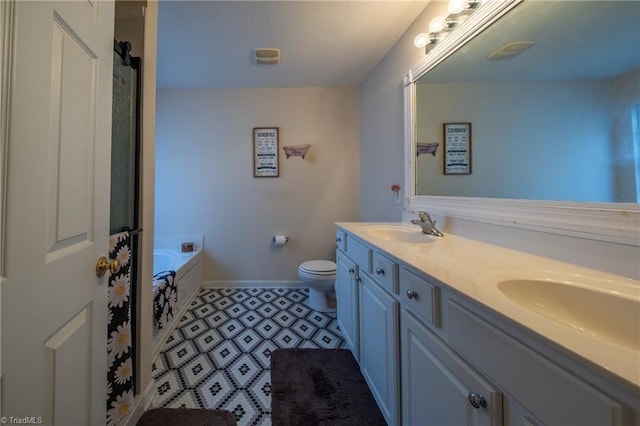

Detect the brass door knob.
xmin=95 ymin=256 xmax=121 ymax=277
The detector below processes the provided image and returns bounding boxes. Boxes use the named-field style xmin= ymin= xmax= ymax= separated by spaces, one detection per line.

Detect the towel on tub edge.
xmin=153 ymin=270 xmax=177 ymax=329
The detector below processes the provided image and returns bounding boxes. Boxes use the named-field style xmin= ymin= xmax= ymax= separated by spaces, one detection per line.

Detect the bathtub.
xmin=153 ymin=247 xmax=202 ymax=305
xmin=152 ymin=247 xmax=202 ymax=360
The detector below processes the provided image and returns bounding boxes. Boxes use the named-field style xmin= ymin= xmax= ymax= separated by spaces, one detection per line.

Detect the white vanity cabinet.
xmin=446 ymin=298 xmax=637 ymax=426
xmin=398 ymin=265 xmax=502 ymax=426
xmin=359 ymin=266 xmax=400 ymax=426
xmin=335 ymin=228 xmax=372 ymax=362
xmin=401 ymin=308 xmax=503 ymax=426
xmin=335 ymin=224 xmax=640 ymax=426
xmin=335 ymin=250 xmax=359 ymax=360
xmin=336 ymin=230 xmax=401 ymax=425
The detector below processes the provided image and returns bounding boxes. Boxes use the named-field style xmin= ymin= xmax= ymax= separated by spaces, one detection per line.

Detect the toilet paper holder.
xmin=272 ymin=235 xmax=289 ymax=245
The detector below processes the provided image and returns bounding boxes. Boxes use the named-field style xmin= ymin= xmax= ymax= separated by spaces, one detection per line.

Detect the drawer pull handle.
xmin=406 ymin=289 xmax=417 ymax=299
xmin=468 ymin=392 xmax=487 ymax=409
xmin=375 ymin=267 xmax=385 ymax=276
xmin=336 ymin=237 xmax=342 ymax=243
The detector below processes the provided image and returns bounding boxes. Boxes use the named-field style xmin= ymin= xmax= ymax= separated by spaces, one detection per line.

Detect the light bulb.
xmin=448 ymin=0 xmax=467 ymax=14
xmin=414 ymin=33 xmax=430 ymax=48
xmin=429 ymin=16 xmax=447 ymax=33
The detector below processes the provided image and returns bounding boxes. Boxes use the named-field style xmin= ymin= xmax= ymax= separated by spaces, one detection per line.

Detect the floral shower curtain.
xmin=107 ymin=231 xmax=133 ymax=425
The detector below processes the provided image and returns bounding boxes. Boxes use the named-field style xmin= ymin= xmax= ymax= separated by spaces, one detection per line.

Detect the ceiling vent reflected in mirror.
xmin=255 ymin=48 xmax=280 ymax=65
xmin=488 ymin=41 xmax=535 ymax=60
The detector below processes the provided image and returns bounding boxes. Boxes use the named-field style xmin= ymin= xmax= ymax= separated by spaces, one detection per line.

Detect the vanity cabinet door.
xmin=401 ymin=309 xmax=503 ymax=426
xmin=359 ymin=273 xmax=400 ymax=425
xmin=336 ymin=251 xmax=359 ymax=360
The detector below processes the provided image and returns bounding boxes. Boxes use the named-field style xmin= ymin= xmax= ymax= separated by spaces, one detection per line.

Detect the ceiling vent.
xmin=255 ymin=48 xmax=280 ymax=65
xmin=488 ymin=41 xmax=535 ymax=59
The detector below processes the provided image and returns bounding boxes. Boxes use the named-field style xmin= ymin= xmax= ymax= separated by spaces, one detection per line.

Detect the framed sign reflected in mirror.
xmin=253 ymin=127 xmax=279 ymax=177
xmin=443 ymin=122 xmax=471 ymax=175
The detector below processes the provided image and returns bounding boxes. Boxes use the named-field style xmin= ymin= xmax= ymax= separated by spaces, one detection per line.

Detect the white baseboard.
xmin=203 ymin=280 xmax=307 ymax=289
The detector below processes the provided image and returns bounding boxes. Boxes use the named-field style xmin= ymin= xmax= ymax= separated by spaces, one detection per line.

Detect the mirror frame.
xmin=403 ymin=0 xmax=639 ymax=246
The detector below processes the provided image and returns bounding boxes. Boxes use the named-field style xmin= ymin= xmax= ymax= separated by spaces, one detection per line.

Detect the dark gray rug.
xmin=271 ymin=348 xmax=386 ymax=425
xmin=136 ymin=408 xmax=237 ymax=426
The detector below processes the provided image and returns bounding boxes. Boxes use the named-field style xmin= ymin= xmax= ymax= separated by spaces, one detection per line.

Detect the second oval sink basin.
xmin=497 ymin=279 xmax=640 ymax=351
xmin=362 ymin=225 xmax=436 ymax=244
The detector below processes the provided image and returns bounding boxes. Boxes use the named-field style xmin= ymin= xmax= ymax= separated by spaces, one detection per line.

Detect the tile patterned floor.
xmin=150 ymin=287 xmax=345 ymax=426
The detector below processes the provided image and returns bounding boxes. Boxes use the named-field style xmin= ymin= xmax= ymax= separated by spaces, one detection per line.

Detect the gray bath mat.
xmin=271 ymin=348 xmax=386 ymax=425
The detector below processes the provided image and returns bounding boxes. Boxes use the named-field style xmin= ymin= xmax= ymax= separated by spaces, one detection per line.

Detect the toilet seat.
xmin=299 ymin=260 xmax=336 ymax=275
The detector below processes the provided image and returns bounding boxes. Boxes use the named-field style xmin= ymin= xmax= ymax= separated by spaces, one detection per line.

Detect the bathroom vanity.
xmin=335 ymin=222 xmax=640 ymax=426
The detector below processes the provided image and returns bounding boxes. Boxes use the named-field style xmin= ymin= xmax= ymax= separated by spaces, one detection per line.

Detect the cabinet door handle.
xmin=375 ymin=267 xmax=385 ymax=276
xmin=406 ymin=289 xmax=417 ymax=299
xmin=355 ymin=276 xmax=362 ymax=283
xmin=348 ymin=268 xmax=355 ymax=274
xmin=336 ymin=237 xmax=342 ymax=243
xmin=468 ymin=392 xmax=487 ymax=409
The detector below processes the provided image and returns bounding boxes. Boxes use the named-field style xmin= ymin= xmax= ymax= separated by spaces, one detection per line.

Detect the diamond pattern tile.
xmin=197 ymin=370 xmax=235 ymax=408
xmin=151 ymin=287 xmax=345 ymax=426
xmin=194 ymin=328 xmax=224 ymax=353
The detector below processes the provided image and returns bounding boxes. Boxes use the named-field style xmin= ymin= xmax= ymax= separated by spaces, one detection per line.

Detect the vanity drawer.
xmin=372 ymin=251 xmax=398 ymax=294
xmin=347 ymin=236 xmax=372 ymax=274
xmin=399 ymin=268 xmax=440 ymax=327
xmin=336 ymin=229 xmax=347 ymax=252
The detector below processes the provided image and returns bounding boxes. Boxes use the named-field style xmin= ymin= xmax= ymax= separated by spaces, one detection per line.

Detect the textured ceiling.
xmin=157 ymin=1 xmax=429 ymax=88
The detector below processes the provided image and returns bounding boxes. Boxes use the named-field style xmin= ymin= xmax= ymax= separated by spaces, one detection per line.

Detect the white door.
xmin=2 ymin=1 xmax=114 ymax=425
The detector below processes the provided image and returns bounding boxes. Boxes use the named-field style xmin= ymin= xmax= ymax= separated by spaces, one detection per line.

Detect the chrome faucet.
xmin=411 ymin=211 xmax=444 ymax=237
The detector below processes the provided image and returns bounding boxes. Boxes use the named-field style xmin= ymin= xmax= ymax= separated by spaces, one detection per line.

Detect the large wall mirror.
xmin=403 ymin=0 xmax=640 ymax=245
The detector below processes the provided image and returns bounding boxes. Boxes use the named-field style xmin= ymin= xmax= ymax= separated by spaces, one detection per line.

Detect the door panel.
xmin=2 ymin=1 xmax=115 ymax=424
xmin=47 ymin=14 xmax=97 ymax=256
xmin=44 ymin=306 xmax=91 ymax=426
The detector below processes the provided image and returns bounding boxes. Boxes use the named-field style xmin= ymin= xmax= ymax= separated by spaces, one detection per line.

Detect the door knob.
xmin=96 ymin=256 xmax=121 ymax=277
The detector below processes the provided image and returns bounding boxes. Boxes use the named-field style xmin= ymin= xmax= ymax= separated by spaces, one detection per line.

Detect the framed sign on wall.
xmin=443 ymin=122 xmax=471 ymax=175
xmin=253 ymin=127 xmax=279 ymax=177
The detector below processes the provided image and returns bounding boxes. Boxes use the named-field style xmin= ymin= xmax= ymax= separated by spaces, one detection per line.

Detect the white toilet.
xmin=298 ymin=260 xmax=337 ymax=312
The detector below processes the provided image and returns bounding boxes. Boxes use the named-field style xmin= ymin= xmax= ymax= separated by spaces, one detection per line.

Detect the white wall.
xmin=359 ymin=1 xmax=449 ymax=222
xmin=360 ymin=4 xmax=639 ymax=279
xmin=155 ymin=87 xmax=360 ymax=282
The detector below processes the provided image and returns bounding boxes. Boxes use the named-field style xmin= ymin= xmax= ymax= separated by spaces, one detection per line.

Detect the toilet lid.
xmin=300 ymin=260 xmax=336 ymax=274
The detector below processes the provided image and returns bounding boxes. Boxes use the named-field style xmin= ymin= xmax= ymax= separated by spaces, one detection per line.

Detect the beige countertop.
xmin=336 ymin=222 xmax=640 ymax=396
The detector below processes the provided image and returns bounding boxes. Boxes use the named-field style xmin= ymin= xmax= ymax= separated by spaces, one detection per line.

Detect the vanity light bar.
xmin=414 ymin=0 xmax=482 ymax=50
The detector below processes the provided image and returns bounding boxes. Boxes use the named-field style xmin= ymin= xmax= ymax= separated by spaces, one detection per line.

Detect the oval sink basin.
xmin=497 ymin=279 xmax=640 ymax=351
xmin=362 ymin=225 xmax=436 ymax=244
